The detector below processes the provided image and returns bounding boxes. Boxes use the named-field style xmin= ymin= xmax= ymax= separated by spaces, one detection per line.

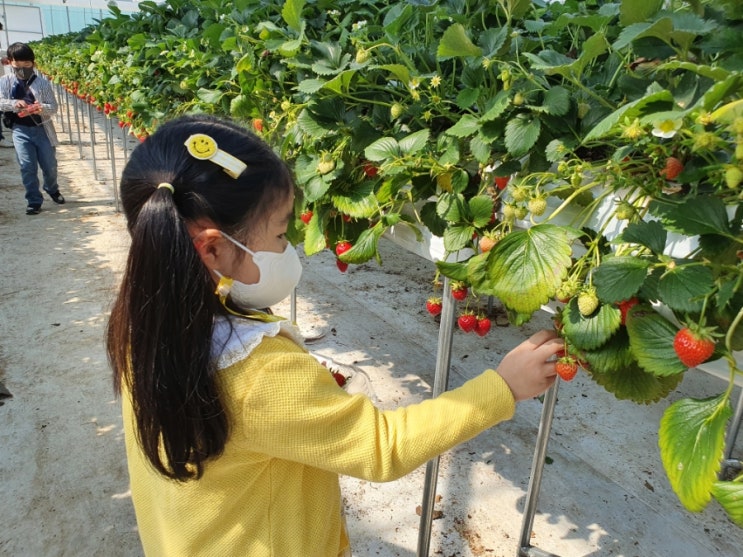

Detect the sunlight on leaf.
xmin=659 ymin=394 xmax=732 ymax=512
xmin=470 ymin=224 xmax=573 ymax=314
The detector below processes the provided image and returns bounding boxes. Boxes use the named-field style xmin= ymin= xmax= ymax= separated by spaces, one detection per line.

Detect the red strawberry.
xmin=673 ymin=326 xmax=716 ymax=368
xmin=332 ymin=371 xmax=347 ymax=387
xmin=617 ymin=297 xmax=639 ymax=325
xmin=426 ymin=297 xmax=443 ymax=316
xmin=335 ymin=241 xmax=352 ymax=257
xmin=457 ymin=312 xmax=477 ymax=333
xmin=555 ymin=356 xmax=578 ymax=381
xmin=661 ymin=156 xmax=683 ymax=180
xmin=494 ymin=175 xmax=510 ymax=190
xmin=336 ymin=259 xmax=349 ymax=273
xmin=475 ymin=316 xmax=491 ymax=336
xmin=253 ymin=118 xmax=264 ymax=132
xmin=300 ymin=210 xmax=313 ymax=225
xmin=363 ymin=162 xmax=378 ymax=177
xmin=451 ymin=282 xmax=468 ymax=301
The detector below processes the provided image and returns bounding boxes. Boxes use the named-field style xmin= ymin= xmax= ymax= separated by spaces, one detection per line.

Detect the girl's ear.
xmin=189 ymin=226 xmax=229 ymax=275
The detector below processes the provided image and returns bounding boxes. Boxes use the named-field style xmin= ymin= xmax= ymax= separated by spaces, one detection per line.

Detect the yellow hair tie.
xmin=157 ymin=182 xmax=175 ymax=193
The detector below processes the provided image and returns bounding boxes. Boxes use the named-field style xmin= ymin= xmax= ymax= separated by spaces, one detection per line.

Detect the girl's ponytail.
xmin=108 ymin=183 xmax=227 ymax=480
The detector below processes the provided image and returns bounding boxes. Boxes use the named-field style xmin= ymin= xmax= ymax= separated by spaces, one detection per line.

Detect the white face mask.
xmin=216 ymin=232 xmax=302 ymax=310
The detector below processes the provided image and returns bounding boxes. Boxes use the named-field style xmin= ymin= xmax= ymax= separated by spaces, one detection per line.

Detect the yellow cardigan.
xmin=122 ymin=333 xmax=516 ymax=557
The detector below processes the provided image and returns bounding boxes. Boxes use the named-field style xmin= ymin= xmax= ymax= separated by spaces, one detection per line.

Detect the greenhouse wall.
xmin=1 ymin=0 xmax=139 ymax=46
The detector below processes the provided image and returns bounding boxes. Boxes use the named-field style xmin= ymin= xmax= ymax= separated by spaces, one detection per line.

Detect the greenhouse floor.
xmin=1 ymin=117 xmax=742 ymax=557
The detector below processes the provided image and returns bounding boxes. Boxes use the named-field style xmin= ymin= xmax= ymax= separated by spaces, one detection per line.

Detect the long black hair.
xmin=107 ymin=115 xmax=294 ymax=481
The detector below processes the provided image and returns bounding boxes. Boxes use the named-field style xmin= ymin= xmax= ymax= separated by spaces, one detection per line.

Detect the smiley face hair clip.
xmin=184 ymin=133 xmax=248 ymax=179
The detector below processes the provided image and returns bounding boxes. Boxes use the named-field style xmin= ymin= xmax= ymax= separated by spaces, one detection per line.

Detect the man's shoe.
xmin=0 ymin=138 xmax=13 ymax=148
xmin=26 ymin=205 xmax=41 ymax=215
xmin=50 ymin=191 xmax=65 ymax=204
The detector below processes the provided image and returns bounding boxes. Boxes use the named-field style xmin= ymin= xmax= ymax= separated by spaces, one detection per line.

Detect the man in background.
xmin=0 ymin=42 xmax=65 ymax=214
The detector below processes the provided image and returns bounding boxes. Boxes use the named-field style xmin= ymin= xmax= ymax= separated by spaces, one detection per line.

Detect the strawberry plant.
xmin=31 ymin=0 xmax=743 ymax=527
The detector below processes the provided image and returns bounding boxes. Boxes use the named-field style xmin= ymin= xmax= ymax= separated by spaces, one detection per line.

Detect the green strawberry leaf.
xmin=444 ymin=224 xmax=475 ymax=252
xmin=446 ymin=114 xmax=480 ymax=138
xmin=588 ymin=361 xmax=683 ymax=404
xmin=617 ymin=220 xmax=667 ymax=255
xmin=470 ymin=135 xmax=492 ymax=164
xmin=626 ymin=306 xmax=686 ymax=376
xmin=436 ymin=259 xmax=470 ymax=283
xmin=543 ymin=86 xmax=571 ymax=116
xmin=711 ymin=481 xmax=743 ymax=527
xmin=302 ymin=211 xmax=326 ymax=256
xmin=580 ymin=327 xmax=635 ymax=373
xmin=593 ymin=256 xmax=650 ymax=303
xmin=339 ymin=222 xmax=385 ymax=264
xmin=651 ymin=196 xmax=732 ymax=237
xmin=420 ymin=202 xmax=448 ymax=238
xmin=505 ymin=115 xmax=541 ymax=158
xmin=296 ymin=109 xmax=331 ymax=139
xmin=480 ymin=91 xmax=510 ymax=122
xmin=331 ymin=182 xmax=377 ymax=219
xmin=281 ymin=0 xmax=305 ymax=33
xmin=196 ymin=88 xmax=224 ymax=104
xmin=365 ymin=137 xmax=401 ymax=162
xmin=469 ymin=224 xmax=573 ymax=314
xmin=562 ymin=297 xmax=622 ymax=351
xmin=399 ymin=129 xmax=430 ymax=155
xmin=657 ymin=263 xmax=714 ymax=313
xmin=659 ymin=394 xmax=732 ymax=512
xmin=468 ymin=195 xmax=495 ymax=227
xmin=436 ymin=193 xmax=466 ymax=223
xmin=437 ymin=23 xmax=483 ymax=59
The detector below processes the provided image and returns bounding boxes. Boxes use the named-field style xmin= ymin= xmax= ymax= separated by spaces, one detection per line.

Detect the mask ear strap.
xmin=220 ymin=231 xmax=256 ymax=256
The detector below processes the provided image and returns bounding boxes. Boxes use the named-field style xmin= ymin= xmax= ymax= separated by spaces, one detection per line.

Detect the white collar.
xmin=211 ymin=315 xmax=305 ymax=370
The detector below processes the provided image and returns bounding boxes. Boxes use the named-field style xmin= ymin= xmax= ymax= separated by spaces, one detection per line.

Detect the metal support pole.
xmin=87 ymin=102 xmax=99 ymax=181
xmin=73 ymin=95 xmax=83 ymax=158
xmin=518 ymin=381 xmax=561 ymax=557
xmin=416 ymin=276 xmax=456 ymax=557
xmin=725 ymin=384 xmax=743 ymax=460
xmin=121 ymin=123 xmax=129 ymax=166
xmin=290 ymin=288 xmax=297 ymax=324
xmin=106 ymin=116 xmax=120 ymax=212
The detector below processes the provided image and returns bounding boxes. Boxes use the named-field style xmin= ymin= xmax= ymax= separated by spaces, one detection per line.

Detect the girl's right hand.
xmin=496 ymin=330 xmax=563 ymax=401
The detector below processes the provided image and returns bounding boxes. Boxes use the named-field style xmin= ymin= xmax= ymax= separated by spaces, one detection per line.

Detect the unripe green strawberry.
xmin=577 ymin=101 xmax=590 ymax=119
xmin=725 ymin=166 xmax=743 ymax=189
xmin=511 ymin=185 xmax=530 ymax=202
xmin=615 ymin=200 xmax=635 ymax=220
xmin=515 ymin=205 xmax=528 ymax=220
xmin=736 ymin=142 xmax=743 ymax=160
xmin=556 ymin=276 xmax=580 ymax=303
xmin=528 ymin=195 xmax=547 ymax=216
xmin=502 ymin=203 xmax=517 ymax=221
xmin=390 ymin=103 xmax=404 ymax=120
xmin=513 ymin=92 xmax=525 ymax=105
xmin=577 ymin=287 xmax=599 ymax=317
xmin=317 ymin=153 xmax=335 ymax=175
xmin=355 ymin=48 xmax=370 ymax=64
